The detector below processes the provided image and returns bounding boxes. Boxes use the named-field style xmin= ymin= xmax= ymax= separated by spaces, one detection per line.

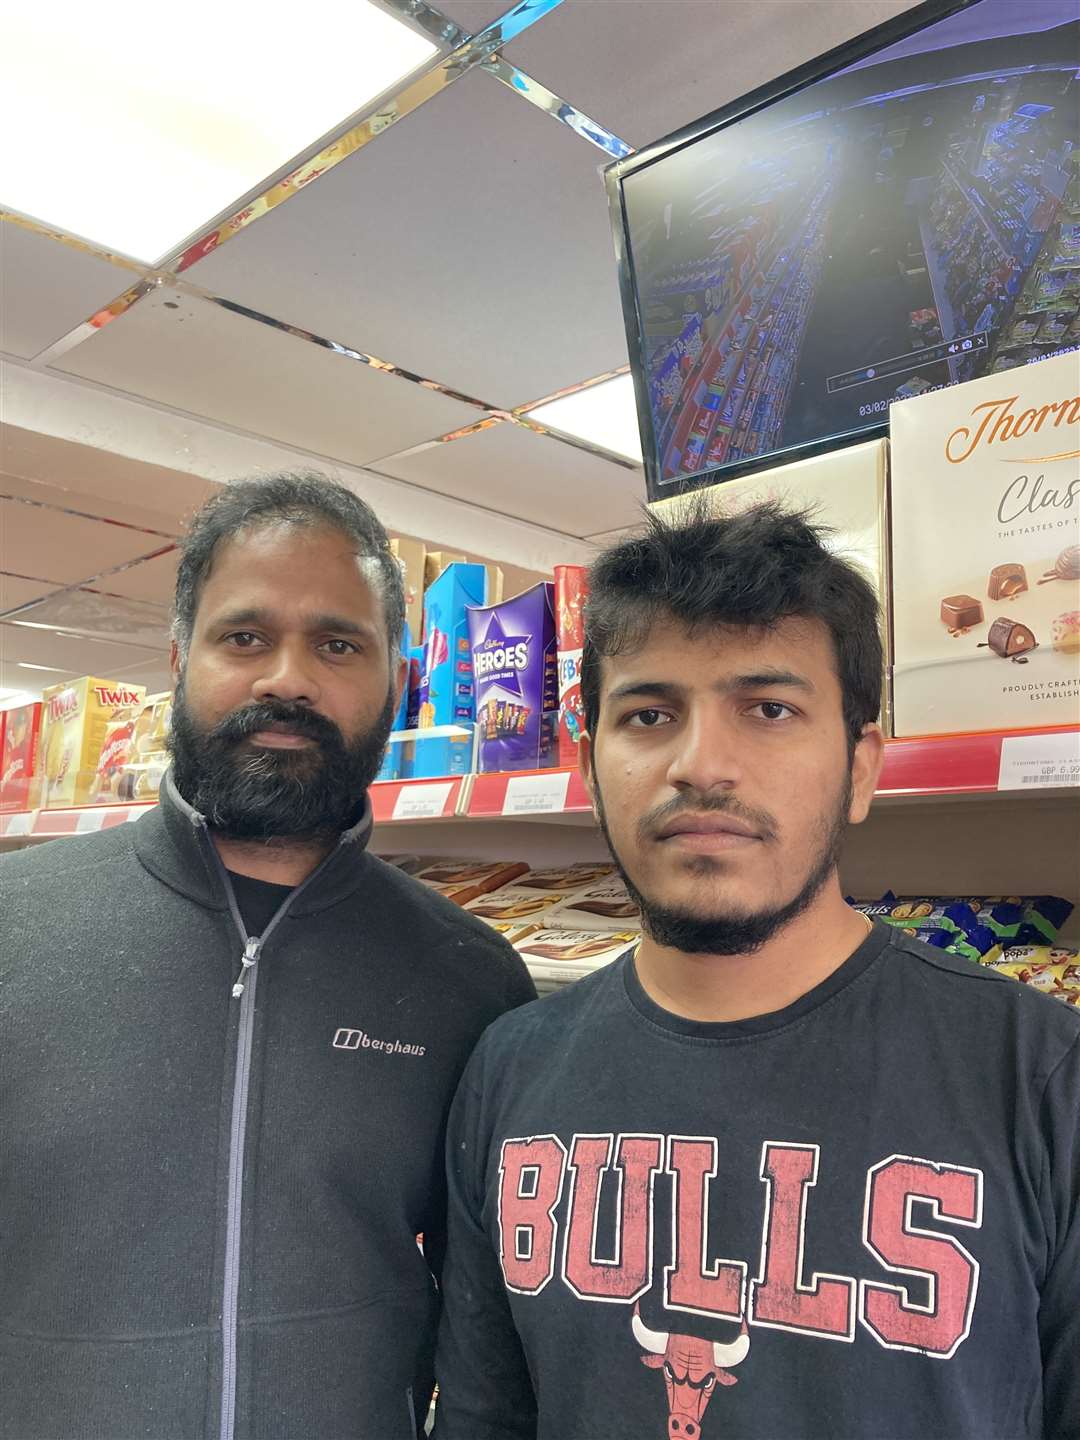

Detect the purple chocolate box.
xmin=468 ymin=582 xmax=559 ymax=772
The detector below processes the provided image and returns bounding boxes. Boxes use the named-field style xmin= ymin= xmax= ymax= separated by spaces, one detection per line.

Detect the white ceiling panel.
xmin=0 ymin=222 xmax=136 ymax=361
xmin=503 ymin=0 xmax=925 ymax=150
xmin=0 ymin=496 xmax=169 ymax=585
xmin=0 ymin=573 xmax=64 ymax=614
xmin=437 ymin=1 xmax=519 ymax=34
xmin=0 ymin=426 xmax=212 ymax=530
xmin=373 ymin=421 xmax=644 ymax=535
xmin=188 ymin=71 xmax=630 ymax=409
xmin=55 ymin=286 xmax=482 ymax=467
xmin=99 ymin=549 xmax=179 ymax=606
xmin=0 ymin=621 xmax=163 ymax=676
xmin=13 ymin=589 xmax=171 ymax=650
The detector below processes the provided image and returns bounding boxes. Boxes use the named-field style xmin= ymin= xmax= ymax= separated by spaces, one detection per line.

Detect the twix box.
xmin=0 ymin=701 xmax=43 ymax=811
xmin=40 ymin=677 xmax=146 ymax=808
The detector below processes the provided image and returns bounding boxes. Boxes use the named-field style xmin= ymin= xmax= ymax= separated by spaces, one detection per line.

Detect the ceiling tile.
xmin=373 ymin=421 xmax=644 ymax=535
xmin=12 ymin=589 xmax=171 ymax=650
xmin=96 ymin=549 xmax=179 ymax=606
xmin=1 ymin=425 xmax=213 ymax=531
xmin=188 ymin=70 xmax=630 ymax=409
xmin=503 ymin=0 xmax=924 ymax=149
xmin=0 ymin=496 xmax=170 ymax=585
xmin=438 ymin=1 xmax=518 ymax=34
xmin=0 ymin=222 xmax=136 ymax=360
xmin=54 ymin=286 xmax=482 ymax=467
xmin=0 ymin=621 xmax=163 ymax=676
xmin=0 ymin=573 xmax=64 ymax=614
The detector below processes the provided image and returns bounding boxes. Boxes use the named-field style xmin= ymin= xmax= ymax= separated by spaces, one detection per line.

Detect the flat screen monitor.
xmin=606 ymin=0 xmax=1080 ymax=499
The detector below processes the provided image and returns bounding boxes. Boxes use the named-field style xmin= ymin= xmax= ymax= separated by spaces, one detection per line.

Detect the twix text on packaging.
xmin=40 ymin=677 xmax=146 ymax=808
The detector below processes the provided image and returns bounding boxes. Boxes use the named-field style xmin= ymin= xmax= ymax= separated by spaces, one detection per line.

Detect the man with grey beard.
xmin=0 ymin=472 xmax=534 ymax=1440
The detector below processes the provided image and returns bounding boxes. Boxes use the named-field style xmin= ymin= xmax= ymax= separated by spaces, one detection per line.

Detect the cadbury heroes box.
xmin=468 ymin=582 xmax=559 ymax=772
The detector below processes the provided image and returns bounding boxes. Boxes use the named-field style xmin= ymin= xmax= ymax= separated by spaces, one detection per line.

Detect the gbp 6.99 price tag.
xmin=998 ymin=731 xmax=1080 ymax=791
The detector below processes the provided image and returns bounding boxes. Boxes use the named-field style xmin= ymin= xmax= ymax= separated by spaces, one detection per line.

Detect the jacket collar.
xmin=132 ymin=771 xmax=374 ymax=915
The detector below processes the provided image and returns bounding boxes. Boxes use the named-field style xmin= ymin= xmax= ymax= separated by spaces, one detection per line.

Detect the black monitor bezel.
xmin=604 ymin=0 xmax=997 ymax=501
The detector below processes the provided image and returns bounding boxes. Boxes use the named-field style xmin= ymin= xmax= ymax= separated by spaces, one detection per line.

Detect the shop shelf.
xmin=1 ymin=727 xmax=1075 ymax=840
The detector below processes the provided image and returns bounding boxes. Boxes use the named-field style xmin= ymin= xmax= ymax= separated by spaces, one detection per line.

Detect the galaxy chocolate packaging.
xmin=468 ymin=582 xmax=559 ymax=772
xmin=891 ymin=351 xmax=1079 ymax=735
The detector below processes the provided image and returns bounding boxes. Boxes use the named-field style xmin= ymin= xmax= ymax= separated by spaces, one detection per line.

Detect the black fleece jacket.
xmin=0 ymin=775 xmax=535 ymax=1440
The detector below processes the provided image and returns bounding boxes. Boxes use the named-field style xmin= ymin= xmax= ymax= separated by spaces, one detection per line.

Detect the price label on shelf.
xmin=75 ymin=808 xmax=112 ymax=834
xmin=3 ymin=812 xmax=33 ymax=837
xmin=391 ymin=782 xmax=454 ymax=821
xmin=503 ymin=772 xmax=572 ymax=816
xmin=997 ymin=732 xmax=1080 ymax=792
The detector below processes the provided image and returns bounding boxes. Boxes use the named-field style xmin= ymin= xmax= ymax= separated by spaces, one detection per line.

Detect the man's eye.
xmin=627 ymin=709 xmax=672 ymax=728
xmin=321 ymin=639 xmax=359 ymax=656
xmin=749 ymin=701 xmax=795 ymax=721
xmin=225 ymin=632 xmax=262 ymax=649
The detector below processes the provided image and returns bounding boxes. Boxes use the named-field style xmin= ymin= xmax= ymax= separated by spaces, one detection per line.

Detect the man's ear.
xmin=578 ymin=730 xmax=598 ymax=816
xmin=849 ymin=723 xmax=885 ymax=824
xmin=169 ymin=639 xmax=182 ymax=685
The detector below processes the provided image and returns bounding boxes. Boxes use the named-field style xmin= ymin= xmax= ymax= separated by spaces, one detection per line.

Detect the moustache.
xmin=637 ymin=792 xmax=779 ymax=846
xmin=210 ymin=700 xmax=344 ymax=749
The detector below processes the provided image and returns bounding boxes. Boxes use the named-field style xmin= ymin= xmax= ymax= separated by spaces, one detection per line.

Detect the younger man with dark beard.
xmin=433 ymin=504 xmax=1079 ymax=1440
xmin=0 ymin=473 xmax=534 ymax=1440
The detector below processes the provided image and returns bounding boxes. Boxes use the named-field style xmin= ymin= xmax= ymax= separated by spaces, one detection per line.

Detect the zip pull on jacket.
xmin=232 ymin=937 xmax=261 ymax=999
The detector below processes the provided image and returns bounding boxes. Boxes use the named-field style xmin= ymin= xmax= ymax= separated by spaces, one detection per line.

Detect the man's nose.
xmin=250 ymin=643 xmax=320 ymax=708
xmin=665 ymin=707 xmax=742 ymax=794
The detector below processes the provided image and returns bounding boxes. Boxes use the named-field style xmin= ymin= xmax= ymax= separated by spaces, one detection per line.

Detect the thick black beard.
xmin=168 ymin=681 xmax=395 ymax=843
xmin=594 ymin=775 xmax=852 ymax=956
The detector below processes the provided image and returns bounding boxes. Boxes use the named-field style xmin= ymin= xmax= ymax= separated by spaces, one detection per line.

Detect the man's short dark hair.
xmin=581 ymin=499 xmax=883 ymax=751
xmin=172 ymin=472 xmax=406 ymax=663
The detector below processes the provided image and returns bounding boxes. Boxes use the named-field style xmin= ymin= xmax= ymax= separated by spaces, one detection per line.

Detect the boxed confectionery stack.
xmin=107 ymin=692 xmax=173 ymax=802
xmin=39 ymin=677 xmax=146 ymax=808
xmin=890 ymin=349 xmax=1079 ymax=735
xmin=0 ymin=701 xmax=44 ymax=811
xmin=464 ymin=863 xmax=643 ymax=989
xmin=649 ymin=438 xmax=892 ymax=728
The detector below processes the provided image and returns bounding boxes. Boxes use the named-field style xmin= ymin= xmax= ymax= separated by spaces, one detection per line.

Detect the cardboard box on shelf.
xmin=545 ymin=873 xmax=642 ymax=931
xmin=412 ymin=859 xmax=529 ymax=896
xmin=516 ymin=862 xmax=615 ymax=893
xmin=418 ymin=563 xmax=487 ymax=731
xmin=464 ymin=884 xmax=573 ymax=928
xmin=514 ymin=928 xmax=640 ymax=989
xmin=390 ymin=538 xmax=427 ymax=642
xmin=891 ymin=352 xmax=1079 ymax=736
xmin=110 ymin=692 xmax=173 ymax=802
xmin=423 ymin=551 xmax=466 ymax=594
xmin=468 ymin=582 xmax=559 ymax=773
xmin=0 ymin=701 xmax=43 ymax=811
xmin=649 ymin=438 xmax=891 ymax=731
xmin=40 ymin=678 xmax=146 ymax=808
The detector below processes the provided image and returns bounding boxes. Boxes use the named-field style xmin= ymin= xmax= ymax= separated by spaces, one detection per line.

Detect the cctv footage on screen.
xmin=620 ymin=0 xmax=1080 ymax=487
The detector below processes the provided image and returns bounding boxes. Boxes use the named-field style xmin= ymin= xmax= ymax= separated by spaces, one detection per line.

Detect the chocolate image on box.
xmin=940 ymin=595 xmax=983 ymax=634
xmin=1039 ymin=545 xmax=1080 ymax=585
xmin=980 ymin=617 xmax=1038 ymax=661
xmin=987 ymin=563 xmax=1027 ymax=600
xmin=1051 ymin=611 xmax=1080 ymax=654
xmin=569 ymin=899 xmax=641 ymax=919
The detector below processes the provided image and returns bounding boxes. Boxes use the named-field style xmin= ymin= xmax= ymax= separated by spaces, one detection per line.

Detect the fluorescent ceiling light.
xmin=525 ymin=374 xmax=644 ymax=464
xmin=17 ymin=662 xmax=71 ymax=673
xmin=0 ymin=0 xmax=437 ymax=263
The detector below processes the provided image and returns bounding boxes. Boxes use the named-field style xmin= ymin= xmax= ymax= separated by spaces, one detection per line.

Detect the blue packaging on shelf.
xmin=468 ymin=581 xmax=559 ymax=773
xmin=375 ymin=624 xmax=412 ymax=782
xmin=418 ymin=564 xmax=487 ymax=729
xmin=409 ymin=724 xmax=474 ymax=780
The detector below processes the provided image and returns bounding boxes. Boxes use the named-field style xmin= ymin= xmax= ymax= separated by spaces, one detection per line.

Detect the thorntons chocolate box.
xmin=650 ymin=439 xmax=891 ymax=730
xmin=468 ymin=582 xmax=559 ymax=773
xmin=891 ymin=351 xmax=1079 ymax=736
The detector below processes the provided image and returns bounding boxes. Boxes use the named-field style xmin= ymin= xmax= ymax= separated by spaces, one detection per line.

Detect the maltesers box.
xmin=650 ymin=438 xmax=891 ymax=730
xmin=40 ymin=677 xmax=146 ymax=808
xmin=891 ymin=352 xmax=1079 ymax=736
xmin=0 ymin=701 xmax=43 ymax=811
